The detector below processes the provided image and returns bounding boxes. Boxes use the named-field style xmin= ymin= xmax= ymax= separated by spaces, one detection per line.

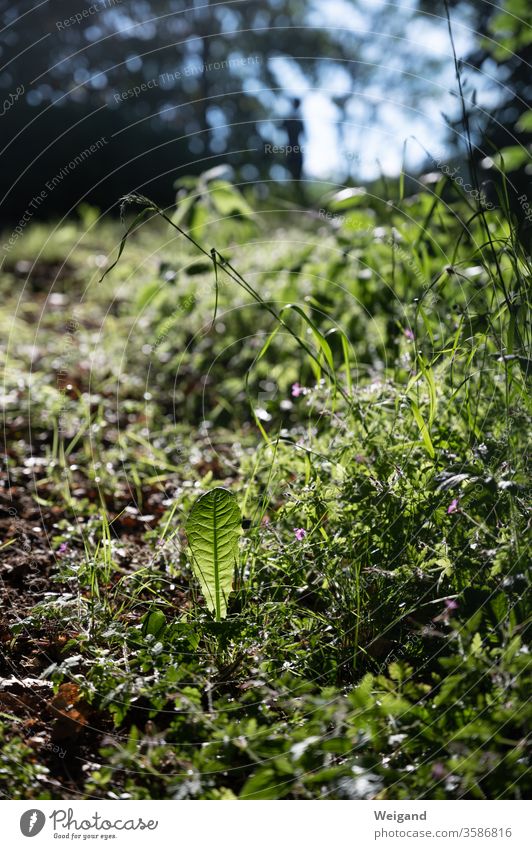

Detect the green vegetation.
xmin=0 ymin=169 xmax=530 ymax=800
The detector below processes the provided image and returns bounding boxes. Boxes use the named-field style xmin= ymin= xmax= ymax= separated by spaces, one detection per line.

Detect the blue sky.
xmin=267 ymin=0 xmax=490 ymax=180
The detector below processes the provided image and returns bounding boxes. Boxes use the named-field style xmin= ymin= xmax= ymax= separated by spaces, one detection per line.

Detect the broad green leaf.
xmin=141 ymin=608 xmax=167 ymax=639
xmin=185 ymin=488 xmax=241 ymax=620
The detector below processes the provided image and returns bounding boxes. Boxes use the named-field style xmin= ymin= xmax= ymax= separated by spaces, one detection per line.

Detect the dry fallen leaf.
xmin=49 ymin=682 xmax=90 ymax=741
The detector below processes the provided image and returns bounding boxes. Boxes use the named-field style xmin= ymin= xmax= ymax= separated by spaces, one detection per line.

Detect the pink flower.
xmin=58 ymin=542 xmax=68 ymax=554
xmin=444 ymin=599 xmax=458 ymax=612
xmin=293 ymin=528 xmax=306 ymax=541
xmin=447 ymin=498 xmax=459 ymax=514
xmin=404 ymin=328 xmax=415 ymax=341
xmin=431 ymin=762 xmax=447 ymax=780
xmin=291 ymin=382 xmax=304 ymax=398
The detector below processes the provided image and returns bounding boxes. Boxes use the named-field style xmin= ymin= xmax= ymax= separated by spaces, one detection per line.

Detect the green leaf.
xmin=490 ymin=145 xmax=530 ymax=173
xmin=209 ymin=180 xmax=253 ymax=217
xmin=409 ymin=398 xmax=436 ymax=459
xmin=350 ymin=673 xmax=374 ymax=709
xmin=185 ymin=488 xmax=242 ymax=621
xmin=470 ymin=632 xmax=483 ymax=657
xmin=141 ymin=608 xmax=167 ymax=639
xmin=240 ymin=768 xmax=287 ymax=800
xmin=515 ymin=110 xmax=532 ymax=133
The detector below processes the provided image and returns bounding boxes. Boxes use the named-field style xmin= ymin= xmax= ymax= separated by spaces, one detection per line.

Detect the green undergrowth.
xmin=0 ymin=174 xmax=530 ymax=799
